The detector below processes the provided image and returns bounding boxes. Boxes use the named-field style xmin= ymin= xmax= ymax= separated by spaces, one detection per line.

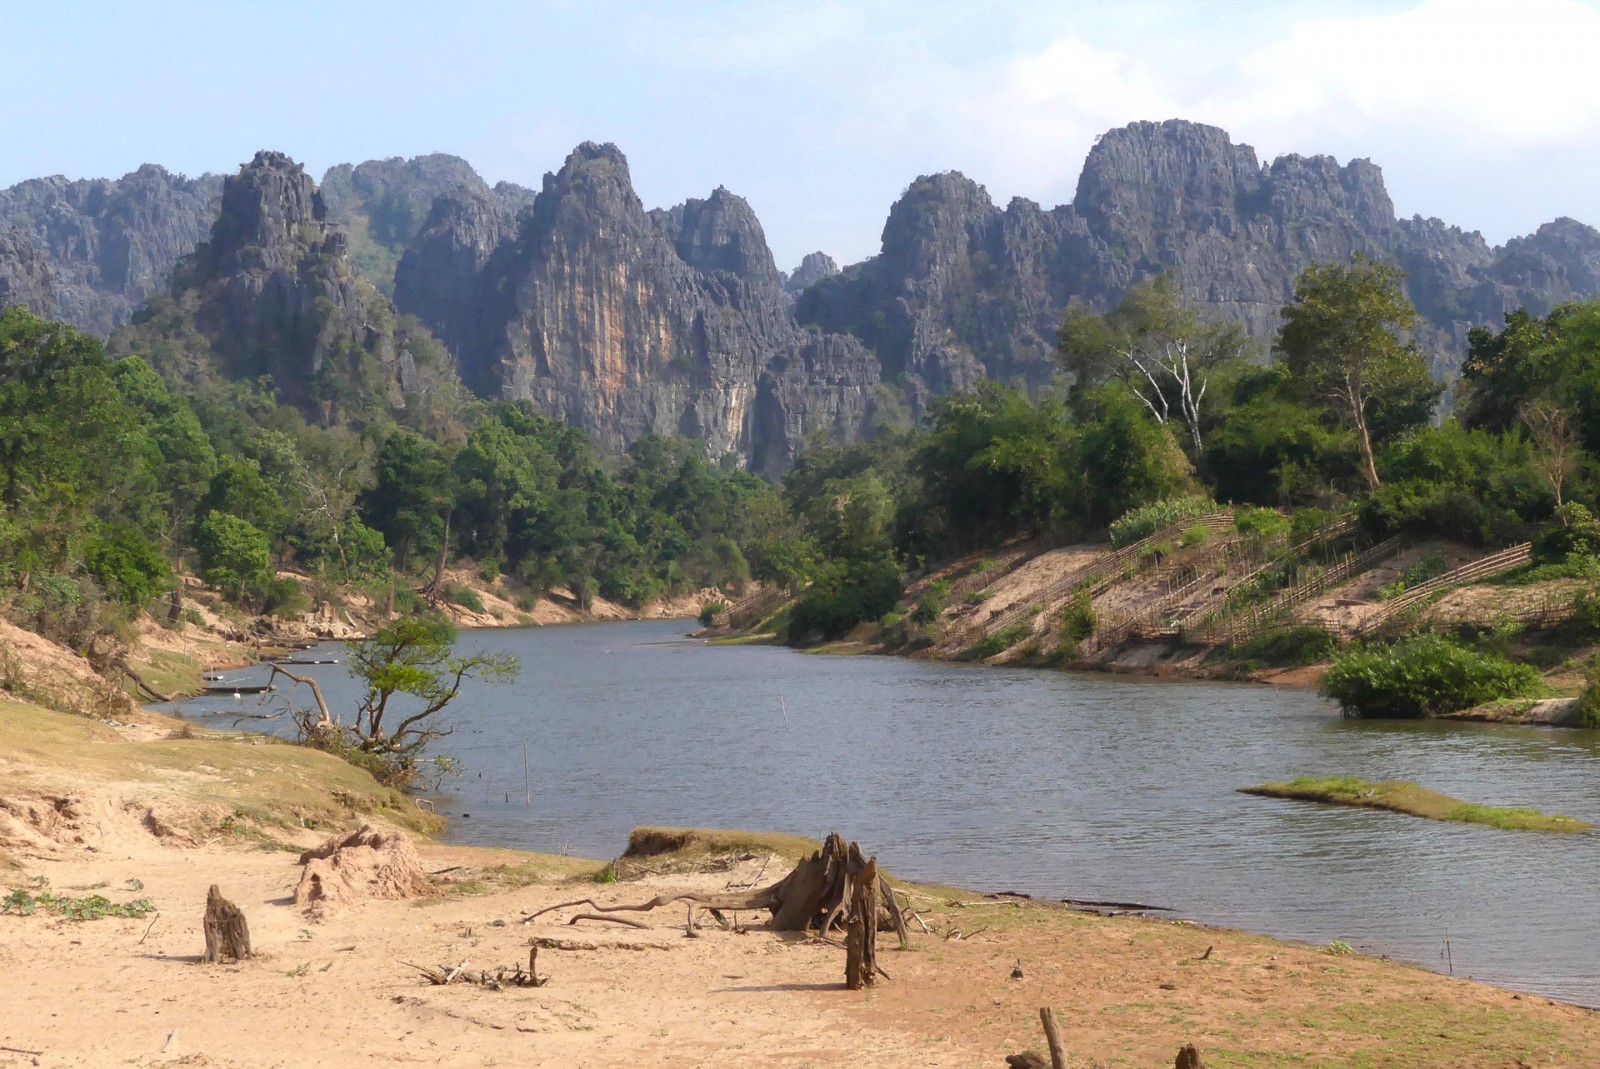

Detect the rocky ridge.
xmin=0 ymin=165 xmax=222 ymax=334
xmin=797 ymin=120 xmax=1600 ymax=397
xmin=110 ymin=151 xmax=444 ymax=420
xmin=397 ymin=143 xmax=883 ymax=470
xmin=6 ymin=120 xmax=1600 ymax=469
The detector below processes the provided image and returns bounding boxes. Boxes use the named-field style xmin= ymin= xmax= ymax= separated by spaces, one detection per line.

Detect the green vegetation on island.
xmin=1241 ymin=776 xmax=1591 ymax=833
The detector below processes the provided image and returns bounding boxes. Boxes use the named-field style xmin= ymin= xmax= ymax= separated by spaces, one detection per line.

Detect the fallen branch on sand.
xmin=567 ymin=913 xmax=650 ymax=929
xmin=403 ymin=945 xmax=548 ymax=988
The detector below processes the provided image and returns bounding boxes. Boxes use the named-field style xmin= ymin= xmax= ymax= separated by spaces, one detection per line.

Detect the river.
xmin=155 ymin=619 xmax=1600 ymax=1005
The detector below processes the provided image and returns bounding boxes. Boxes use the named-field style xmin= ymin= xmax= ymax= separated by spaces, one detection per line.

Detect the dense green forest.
xmin=5 ymin=254 xmax=1600 ymax=664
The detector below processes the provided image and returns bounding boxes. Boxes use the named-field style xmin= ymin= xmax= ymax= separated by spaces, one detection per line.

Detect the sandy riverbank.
xmin=3 ymin=698 xmax=1599 ymax=1067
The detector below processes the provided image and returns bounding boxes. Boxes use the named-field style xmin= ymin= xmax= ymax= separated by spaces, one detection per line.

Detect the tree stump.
xmin=1175 ymin=1043 xmax=1205 ymax=1069
xmin=1039 ymin=1007 xmax=1067 ymax=1069
xmin=201 ymin=884 xmax=251 ymax=964
xmin=1004 ymin=1055 xmax=1051 ymax=1069
xmin=844 ymin=852 xmax=879 ymax=989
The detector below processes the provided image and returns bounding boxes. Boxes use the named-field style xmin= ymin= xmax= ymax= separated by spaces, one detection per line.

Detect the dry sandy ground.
xmin=1 ymin=842 xmax=987 ymax=1069
xmin=6 ymin=819 xmax=1600 ymax=1069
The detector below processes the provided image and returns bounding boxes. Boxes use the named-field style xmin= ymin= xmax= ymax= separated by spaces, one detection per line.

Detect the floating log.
xmin=201 ymin=884 xmax=251 ymax=964
xmin=202 ymin=684 xmax=275 ymax=695
xmin=272 ymin=659 xmax=340 ymax=666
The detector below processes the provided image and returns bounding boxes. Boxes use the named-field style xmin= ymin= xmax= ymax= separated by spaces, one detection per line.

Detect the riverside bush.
xmin=1321 ymin=634 xmax=1543 ymax=718
xmin=912 ymin=580 xmax=950 ymax=624
xmin=787 ymin=554 xmax=901 ymax=642
xmin=1108 ymin=496 xmax=1218 ymax=548
xmin=1228 ymin=625 xmax=1337 ymax=667
xmin=1059 ymin=590 xmax=1096 ymax=644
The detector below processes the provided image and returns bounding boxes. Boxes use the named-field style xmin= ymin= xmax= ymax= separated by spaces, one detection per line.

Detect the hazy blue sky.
xmin=6 ymin=0 xmax=1598 ymax=267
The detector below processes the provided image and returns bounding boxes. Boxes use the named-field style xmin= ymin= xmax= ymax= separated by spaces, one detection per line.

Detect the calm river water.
xmin=158 ymin=619 xmax=1600 ymax=1005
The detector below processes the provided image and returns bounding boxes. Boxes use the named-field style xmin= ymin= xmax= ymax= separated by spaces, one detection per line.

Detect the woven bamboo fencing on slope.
xmin=1353 ymin=543 xmax=1533 ymax=638
xmin=960 ymin=511 xmax=1235 ymax=645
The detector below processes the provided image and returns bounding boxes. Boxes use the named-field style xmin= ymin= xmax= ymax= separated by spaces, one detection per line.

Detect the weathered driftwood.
xmin=1005 ymin=1054 xmax=1051 ymax=1069
xmin=844 ymin=852 xmax=879 ymax=989
xmin=402 ymin=944 xmax=546 ymax=988
xmin=201 ymin=885 xmax=251 ymax=964
xmin=1040 ymin=1007 xmax=1067 ymax=1069
xmin=1007 ymin=1007 xmax=1066 ymax=1069
xmin=523 ymin=832 xmax=910 ymax=947
xmin=567 ymin=913 xmax=650 ymax=929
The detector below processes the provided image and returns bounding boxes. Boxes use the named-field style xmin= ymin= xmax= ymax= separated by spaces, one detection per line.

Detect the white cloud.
xmin=1209 ymin=0 xmax=1600 ymax=146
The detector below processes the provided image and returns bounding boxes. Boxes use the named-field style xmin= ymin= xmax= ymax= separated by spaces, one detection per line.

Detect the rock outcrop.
xmin=784 ymin=251 xmax=840 ymax=295
xmin=397 ymin=143 xmax=881 ymax=471
xmin=798 ymin=119 xmax=1600 ymax=398
xmin=0 ymin=227 xmax=57 ymax=316
xmin=320 ymin=153 xmax=533 ymax=295
xmin=0 ymin=165 xmax=222 ymax=334
xmin=111 ymin=151 xmax=447 ymax=421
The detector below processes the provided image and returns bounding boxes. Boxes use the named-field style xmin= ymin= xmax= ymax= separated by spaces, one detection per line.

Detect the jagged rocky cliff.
xmin=797 ymin=120 xmax=1600 ymax=395
xmin=110 ymin=151 xmax=444 ymax=420
xmin=319 ymin=154 xmax=533 ymax=296
xmin=7 ymin=119 xmax=1600 ymax=468
xmin=395 ymin=143 xmax=882 ymax=471
xmin=0 ymin=165 xmax=222 ymax=334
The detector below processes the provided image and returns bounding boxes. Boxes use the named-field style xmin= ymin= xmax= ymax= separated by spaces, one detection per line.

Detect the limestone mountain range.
xmin=4 ymin=119 xmax=1598 ymax=472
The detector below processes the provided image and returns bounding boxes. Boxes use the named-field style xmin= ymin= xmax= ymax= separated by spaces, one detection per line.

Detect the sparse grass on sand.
xmin=1241 ymin=775 xmax=1591 ymax=833
xmin=1 ymin=697 xmax=441 ymax=837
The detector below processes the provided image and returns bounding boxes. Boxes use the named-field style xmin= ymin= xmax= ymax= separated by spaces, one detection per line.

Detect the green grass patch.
xmin=1241 ymin=776 xmax=1590 ymax=833
xmin=958 ymin=624 xmax=1032 ymax=661
xmin=3 ymin=887 xmax=156 ymax=920
xmin=622 ymin=826 xmax=822 ymax=861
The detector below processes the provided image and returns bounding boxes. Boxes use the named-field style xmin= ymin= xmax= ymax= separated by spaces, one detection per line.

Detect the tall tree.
xmin=1275 ymin=256 xmax=1439 ymax=492
xmin=1057 ymin=274 xmax=1248 ymax=454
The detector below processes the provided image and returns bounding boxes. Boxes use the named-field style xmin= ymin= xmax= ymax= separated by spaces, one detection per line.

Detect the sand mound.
xmin=293 ymin=824 xmax=438 ymax=920
xmin=0 ymin=618 xmax=137 ymax=720
xmin=0 ymin=793 xmax=91 ymax=858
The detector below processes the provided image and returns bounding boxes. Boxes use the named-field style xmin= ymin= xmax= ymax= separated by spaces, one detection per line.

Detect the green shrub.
xmin=1181 ymin=524 xmax=1213 ymax=547
xmin=446 ymin=584 xmax=485 ymax=613
xmin=1321 ymin=634 xmax=1543 ymax=719
xmin=1534 ymin=502 xmax=1600 ymax=563
xmin=1108 ymin=496 xmax=1218 ymax=548
xmin=878 ymin=611 xmax=907 ymax=649
xmin=698 ymin=600 xmax=729 ymax=627
xmin=787 ymin=555 xmax=901 ymax=643
xmin=1235 ymin=506 xmax=1291 ymax=542
xmin=1059 ymin=591 xmax=1097 ymax=644
xmin=960 ymin=624 xmax=1032 ymax=660
xmin=1575 ymin=676 xmax=1600 ymax=728
xmin=912 ymin=580 xmax=950 ymax=624
xmin=1289 ymin=507 xmax=1338 ymax=547
xmin=84 ymin=527 xmax=170 ymax=609
xmin=259 ymin=577 xmax=310 ymax=619
xmin=1228 ymin=625 xmax=1337 ymax=667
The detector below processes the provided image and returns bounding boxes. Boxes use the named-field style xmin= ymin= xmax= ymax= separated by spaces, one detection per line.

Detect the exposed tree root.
xmin=523 ymin=831 xmax=909 ymax=948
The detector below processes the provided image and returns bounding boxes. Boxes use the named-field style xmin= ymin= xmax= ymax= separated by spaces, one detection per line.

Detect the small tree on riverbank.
xmin=301 ymin=614 xmax=517 ymax=787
